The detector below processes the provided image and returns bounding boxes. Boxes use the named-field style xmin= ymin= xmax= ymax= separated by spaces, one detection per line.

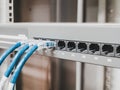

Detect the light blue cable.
xmin=4 ymin=44 xmax=29 ymax=77
xmin=0 ymin=42 xmax=21 ymax=65
xmin=10 ymin=45 xmax=38 ymax=84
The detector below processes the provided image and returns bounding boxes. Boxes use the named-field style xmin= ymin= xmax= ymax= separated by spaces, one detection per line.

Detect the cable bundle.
xmin=0 ymin=40 xmax=56 ymax=90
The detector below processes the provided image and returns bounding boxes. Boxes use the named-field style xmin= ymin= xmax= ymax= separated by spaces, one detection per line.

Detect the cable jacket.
xmin=8 ymin=83 xmax=14 ymax=90
xmin=4 ymin=44 xmax=29 ymax=77
xmin=10 ymin=45 xmax=38 ymax=84
xmin=0 ymin=42 xmax=21 ymax=65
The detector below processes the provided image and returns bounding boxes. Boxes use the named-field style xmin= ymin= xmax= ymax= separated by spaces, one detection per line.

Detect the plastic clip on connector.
xmin=37 ymin=40 xmax=56 ymax=50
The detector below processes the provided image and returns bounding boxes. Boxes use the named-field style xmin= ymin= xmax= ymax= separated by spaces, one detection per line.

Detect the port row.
xmin=34 ymin=37 xmax=120 ymax=58
xmin=57 ymin=40 xmax=120 ymax=58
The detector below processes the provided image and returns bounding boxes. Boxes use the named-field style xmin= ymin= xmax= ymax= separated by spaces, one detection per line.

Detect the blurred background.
xmin=0 ymin=0 xmax=120 ymax=90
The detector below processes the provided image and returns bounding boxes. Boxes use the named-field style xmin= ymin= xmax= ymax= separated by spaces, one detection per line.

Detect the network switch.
xmin=0 ymin=23 xmax=120 ymax=68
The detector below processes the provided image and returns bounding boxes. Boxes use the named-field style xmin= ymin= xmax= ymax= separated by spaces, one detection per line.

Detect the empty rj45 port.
xmin=102 ymin=44 xmax=114 ymax=56
xmin=89 ymin=43 xmax=100 ymax=54
xmin=57 ymin=40 xmax=66 ymax=50
xmin=67 ymin=41 xmax=76 ymax=51
xmin=77 ymin=42 xmax=87 ymax=53
xmin=115 ymin=46 xmax=120 ymax=57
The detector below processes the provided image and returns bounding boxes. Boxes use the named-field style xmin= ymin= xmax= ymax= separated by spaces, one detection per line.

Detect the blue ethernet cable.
xmin=9 ymin=45 xmax=38 ymax=86
xmin=0 ymin=42 xmax=21 ymax=65
xmin=7 ymin=41 xmax=56 ymax=90
xmin=0 ymin=44 xmax=29 ymax=90
xmin=4 ymin=44 xmax=29 ymax=78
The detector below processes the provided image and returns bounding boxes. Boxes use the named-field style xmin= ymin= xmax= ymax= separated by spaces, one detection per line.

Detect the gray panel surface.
xmin=0 ymin=23 xmax=120 ymax=68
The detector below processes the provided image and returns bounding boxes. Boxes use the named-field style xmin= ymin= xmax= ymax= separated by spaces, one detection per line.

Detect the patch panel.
xmin=34 ymin=38 xmax=120 ymax=59
xmin=1 ymin=23 xmax=120 ymax=68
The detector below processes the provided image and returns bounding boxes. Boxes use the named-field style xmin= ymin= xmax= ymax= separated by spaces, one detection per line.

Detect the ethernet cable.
xmin=0 ymin=42 xmax=22 ymax=65
xmin=8 ymin=45 xmax=38 ymax=90
xmin=0 ymin=44 xmax=29 ymax=90
xmin=7 ymin=40 xmax=56 ymax=90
